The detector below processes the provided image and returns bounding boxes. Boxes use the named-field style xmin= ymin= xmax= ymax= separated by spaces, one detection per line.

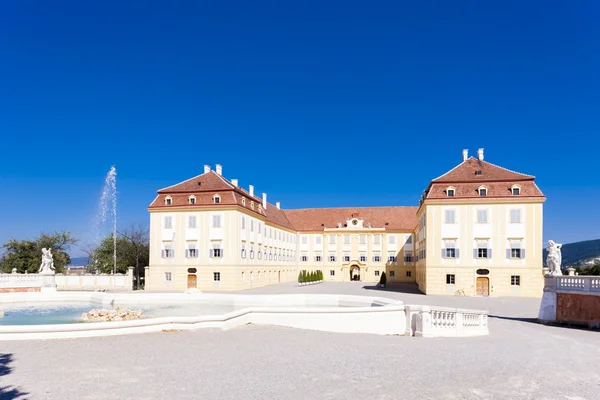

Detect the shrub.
xmin=379 ymin=271 xmax=387 ymax=285
xmin=301 ymin=270 xmax=307 ymax=283
xmin=298 ymin=271 xmax=302 ymax=283
xmin=318 ymin=270 xmax=322 ymax=280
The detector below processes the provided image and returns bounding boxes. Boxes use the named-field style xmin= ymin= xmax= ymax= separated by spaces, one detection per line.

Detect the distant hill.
xmin=543 ymin=239 xmax=600 ymax=267
xmin=68 ymin=257 xmax=88 ymax=267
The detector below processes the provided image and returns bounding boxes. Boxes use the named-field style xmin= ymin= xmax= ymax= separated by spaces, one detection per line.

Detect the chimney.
xmin=215 ymin=164 xmax=222 ymax=175
xmin=262 ymin=193 xmax=267 ymax=209
xmin=276 ymin=201 xmax=280 ymax=210
xmin=477 ymin=148 xmax=484 ymax=161
xmin=462 ymin=149 xmax=468 ymax=162
xmin=203 ymin=165 xmax=211 ymax=174
xmin=249 ymin=185 xmax=254 ymax=197
xmin=231 ymin=179 xmax=238 ymax=186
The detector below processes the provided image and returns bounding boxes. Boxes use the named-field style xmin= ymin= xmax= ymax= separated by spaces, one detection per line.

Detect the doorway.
xmin=187 ymin=274 xmax=197 ymax=289
xmin=350 ymin=265 xmax=361 ymax=281
xmin=476 ymin=277 xmax=489 ymax=296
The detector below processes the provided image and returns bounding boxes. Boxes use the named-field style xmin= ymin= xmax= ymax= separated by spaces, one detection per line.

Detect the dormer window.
xmin=511 ymin=185 xmax=521 ymax=195
xmin=258 ymin=205 xmax=262 ymax=213
xmin=446 ymin=187 xmax=455 ymax=197
xmin=478 ymin=186 xmax=487 ymax=196
xmin=165 ymin=196 xmax=172 ymax=206
xmin=250 ymin=201 xmax=255 ymax=210
xmin=213 ymin=194 xmax=221 ymax=204
xmin=241 ymin=197 xmax=246 ymax=206
xmin=475 ymin=170 xmax=483 ymax=175
xmin=188 ymin=195 xmax=196 ymax=205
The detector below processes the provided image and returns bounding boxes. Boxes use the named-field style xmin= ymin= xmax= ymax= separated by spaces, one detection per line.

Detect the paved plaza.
xmin=2 ymin=283 xmax=599 ymax=400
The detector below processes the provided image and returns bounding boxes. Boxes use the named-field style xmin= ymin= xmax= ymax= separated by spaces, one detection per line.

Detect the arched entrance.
xmin=476 ymin=277 xmax=489 ymax=296
xmin=350 ymin=265 xmax=361 ymax=281
xmin=187 ymin=274 xmax=197 ymax=289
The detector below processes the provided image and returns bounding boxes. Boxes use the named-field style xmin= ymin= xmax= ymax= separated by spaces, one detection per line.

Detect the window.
xmin=213 ymin=195 xmax=221 ymax=204
xmin=212 ymin=215 xmax=221 ymax=228
xmin=241 ymin=217 xmax=245 ymax=229
xmin=447 ymin=188 xmax=455 ymax=197
xmin=476 ymin=240 xmax=489 ymax=259
xmin=329 ymin=254 xmax=336 ymax=262
xmin=301 ymin=254 xmax=308 ymax=262
xmin=373 ymin=235 xmax=381 ymax=245
xmin=242 ymin=197 xmax=246 ymax=206
xmin=188 ymin=216 xmax=197 ymax=229
xmin=445 ymin=209 xmax=456 ymax=224
xmin=388 ymin=254 xmax=397 ymax=262
xmin=390 ymin=271 xmax=395 ymax=279
xmin=510 ymin=209 xmax=522 ymax=224
xmin=330 ymin=270 xmax=335 ymax=276
xmin=251 ymin=201 xmax=254 ymax=210
xmin=477 ymin=209 xmax=489 ymax=224
xmin=213 ymin=272 xmax=220 ymax=282
xmin=301 ymin=236 xmax=307 ymax=245
xmin=509 ymin=240 xmax=524 ymax=259
xmin=443 ymin=240 xmax=457 ymax=258
xmin=388 ymin=235 xmax=396 ymax=245
xmin=186 ymin=244 xmax=197 ymax=258
xmin=343 ymin=253 xmax=350 ymax=262
xmin=375 ymin=271 xmax=380 ymax=277
xmin=258 ymin=250 xmax=262 ymax=259
xmin=511 ymin=275 xmax=521 ymax=286
xmin=512 ymin=186 xmax=521 ymax=195
xmin=478 ymin=187 xmax=487 ymax=196
xmin=329 ymin=235 xmax=336 ymax=245
xmin=343 ymin=235 xmax=350 ymax=244
xmin=404 ymin=251 xmax=413 ymax=262
xmin=164 ymin=216 xmax=172 ymax=229
xmin=250 ymin=220 xmax=254 ymax=232
xmin=360 ymin=254 xmax=366 ymax=262
xmin=269 ymin=253 xmax=273 ymax=260
xmin=406 ymin=271 xmax=412 ymax=277
xmin=250 ymin=247 xmax=254 ymax=259
xmin=359 ymin=235 xmax=366 ymax=244
xmin=165 ymin=272 xmax=172 ymax=281
xmin=162 ymin=243 xmax=174 ymax=258
xmin=373 ymin=254 xmax=381 ymax=262
xmin=258 ymin=223 xmax=261 ymax=234
xmin=315 ymin=236 xmax=322 ymax=245
xmin=446 ymin=274 xmax=455 ymax=285
xmin=406 ymin=235 xmax=412 ymax=244
xmin=189 ymin=196 xmax=196 ymax=205
xmin=211 ymin=244 xmax=223 ymax=258
xmin=165 ymin=196 xmax=172 ymax=205
xmin=315 ymin=255 xmax=322 ymax=262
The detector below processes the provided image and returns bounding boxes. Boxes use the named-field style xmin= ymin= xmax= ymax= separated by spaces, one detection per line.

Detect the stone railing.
xmin=55 ymin=267 xmax=134 ymax=291
xmin=0 ymin=274 xmax=44 ymax=289
xmin=404 ymin=305 xmax=489 ymax=338
xmin=554 ymin=276 xmax=600 ymax=293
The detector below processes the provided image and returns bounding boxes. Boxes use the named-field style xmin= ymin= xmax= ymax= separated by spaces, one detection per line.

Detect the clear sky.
xmin=1 ymin=1 xmax=598 ymax=256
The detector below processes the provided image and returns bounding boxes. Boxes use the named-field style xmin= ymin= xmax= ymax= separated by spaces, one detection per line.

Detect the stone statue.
xmin=38 ymin=248 xmax=56 ymax=275
xmin=546 ymin=240 xmax=562 ymax=276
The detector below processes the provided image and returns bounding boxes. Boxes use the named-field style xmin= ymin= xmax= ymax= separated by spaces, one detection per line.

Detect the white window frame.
xmin=188 ymin=215 xmax=197 ymax=229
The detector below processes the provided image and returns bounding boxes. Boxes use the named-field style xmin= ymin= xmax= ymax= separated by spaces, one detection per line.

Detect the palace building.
xmin=146 ymin=148 xmax=545 ymax=297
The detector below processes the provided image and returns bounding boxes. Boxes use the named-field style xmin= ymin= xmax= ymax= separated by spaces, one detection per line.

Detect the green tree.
xmin=575 ymin=265 xmax=600 ymax=276
xmin=379 ymin=271 xmax=387 ymax=286
xmin=89 ymin=230 xmax=149 ymax=277
xmin=0 ymin=231 xmax=78 ymax=274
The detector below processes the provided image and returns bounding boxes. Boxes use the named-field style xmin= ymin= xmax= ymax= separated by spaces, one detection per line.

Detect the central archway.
xmin=350 ymin=265 xmax=361 ymax=281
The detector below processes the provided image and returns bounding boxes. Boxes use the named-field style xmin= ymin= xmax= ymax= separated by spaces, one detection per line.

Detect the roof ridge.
xmin=157 ymin=171 xmax=208 ymax=192
xmin=481 ymin=159 xmax=535 ymax=179
xmin=431 ymin=159 xmax=469 ymax=182
xmin=284 ymin=205 xmax=419 ymax=212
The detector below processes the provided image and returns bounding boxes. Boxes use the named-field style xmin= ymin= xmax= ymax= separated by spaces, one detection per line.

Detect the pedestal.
xmin=39 ymin=273 xmax=57 ymax=292
xmin=538 ymin=276 xmax=557 ymax=323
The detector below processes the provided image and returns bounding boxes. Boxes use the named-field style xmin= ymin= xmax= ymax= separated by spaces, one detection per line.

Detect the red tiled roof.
xmin=432 ymin=157 xmax=534 ymax=183
xmin=283 ymin=207 xmax=418 ymax=232
xmin=425 ymin=157 xmax=545 ymax=200
xmin=149 ymin=171 xmax=296 ymax=230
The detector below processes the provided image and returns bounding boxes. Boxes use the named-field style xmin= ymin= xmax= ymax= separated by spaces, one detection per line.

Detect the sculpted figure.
xmin=546 ymin=240 xmax=562 ymax=276
xmin=38 ymin=248 xmax=56 ymax=274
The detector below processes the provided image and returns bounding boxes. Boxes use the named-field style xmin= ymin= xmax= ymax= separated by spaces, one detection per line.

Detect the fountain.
xmin=97 ymin=166 xmax=117 ymax=277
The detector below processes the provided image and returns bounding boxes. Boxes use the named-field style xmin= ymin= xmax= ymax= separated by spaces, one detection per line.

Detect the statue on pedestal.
xmin=546 ymin=240 xmax=562 ymax=276
xmin=38 ymin=248 xmax=56 ymax=275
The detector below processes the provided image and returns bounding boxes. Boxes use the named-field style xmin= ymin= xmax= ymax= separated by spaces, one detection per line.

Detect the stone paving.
xmin=2 ymin=282 xmax=600 ymax=400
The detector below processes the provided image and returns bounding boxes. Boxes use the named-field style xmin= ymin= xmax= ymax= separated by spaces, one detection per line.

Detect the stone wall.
xmin=556 ymin=293 xmax=600 ymax=323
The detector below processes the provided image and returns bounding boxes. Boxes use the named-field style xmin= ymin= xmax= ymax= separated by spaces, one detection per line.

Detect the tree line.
xmin=0 ymin=225 xmax=149 ymax=288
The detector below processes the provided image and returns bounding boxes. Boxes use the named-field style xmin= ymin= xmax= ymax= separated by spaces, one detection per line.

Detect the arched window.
xmin=165 ymin=196 xmax=172 ymax=205
xmin=478 ymin=186 xmax=487 ymax=196
xmin=446 ymin=187 xmax=455 ymax=197
xmin=188 ymin=195 xmax=196 ymax=205
xmin=213 ymin=194 xmax=221 ymax=204
xmin=511 ymin=184 xmax=521 ymax=195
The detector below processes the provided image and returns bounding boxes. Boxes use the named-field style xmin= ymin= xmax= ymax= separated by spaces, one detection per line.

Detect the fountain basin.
xmin=0 ymin=291 xmax=406 ymax=340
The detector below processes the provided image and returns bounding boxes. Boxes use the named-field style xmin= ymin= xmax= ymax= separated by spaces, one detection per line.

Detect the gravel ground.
xmin=2 ymin=282 xmax=599 ymax=400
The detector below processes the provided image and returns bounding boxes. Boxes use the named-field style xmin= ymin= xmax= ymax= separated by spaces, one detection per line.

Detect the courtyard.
xmin=1 ymin=282 xmax=599 ymax=400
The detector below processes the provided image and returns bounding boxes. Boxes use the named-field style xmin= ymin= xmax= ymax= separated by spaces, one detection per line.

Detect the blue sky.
xmin=0 ymin=1 xmax=598 ymax=256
